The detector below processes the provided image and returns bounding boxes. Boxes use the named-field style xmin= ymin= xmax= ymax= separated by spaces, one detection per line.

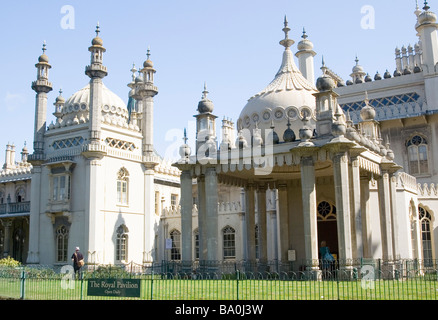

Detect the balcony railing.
xmin=0 ymin=201 xmax=31 ymax=215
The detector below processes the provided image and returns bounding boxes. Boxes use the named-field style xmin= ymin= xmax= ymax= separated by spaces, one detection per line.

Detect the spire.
xmin=424 ymin=0 xmax=430 ymax=11
xmin=279 ymin=15 xmax=295 ymax=49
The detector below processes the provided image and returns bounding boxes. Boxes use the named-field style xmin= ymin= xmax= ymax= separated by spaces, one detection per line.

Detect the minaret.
xmin=314 ymin=59 xmax=339 ymax=137
xmin=195 ymin=83 xmax=218 ymax=157
xmin=85 ymin=23 xmax=108 ymax=146
xmin=295 ymin=28 xmax=316 ymax=85
xmin=30 ymin=42 xmax=53 ymax=161
xmin=416 ymin=1 xmax=438 ymax=110
xmin=416 ymin=1 xmax=438 ymax=74
xmin=53 ymin=89 xmax=65 ymax=125
xmin=132 ymin=47 xmax=159 ymax=160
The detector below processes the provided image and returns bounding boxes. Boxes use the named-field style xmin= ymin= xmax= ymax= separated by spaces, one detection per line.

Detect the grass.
xmin=1 ymin=275 xmax=437 ymax=300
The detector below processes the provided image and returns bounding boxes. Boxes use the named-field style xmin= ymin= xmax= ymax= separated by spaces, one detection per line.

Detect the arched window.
xmin=15 ymin=187 xmax=26 ymax=203
xmin=0 ymin=189 xmax=5 ymax=204
xmin=170 ymin=229 xmax=181 ymax=261
xmin=317 ymin=201 xmax=337 ymax=221
xmin=223 ymin=226 xmax=236 ymax=260
xmin=56 ymin=226 xmax=69 ymax=263
xmin=419 ymin=206 xmax=433 ymax=267
xmin=407 ymin=135 xmax=429 ymax=175
xmin=117 ymin=168 xmax=129 ymax=205
xmin=116 ymin=225 xmax=129 ymax=261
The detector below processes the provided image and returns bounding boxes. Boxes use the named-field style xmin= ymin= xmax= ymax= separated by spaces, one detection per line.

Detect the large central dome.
xmin=238 ymin=21 xmax=317 ymax=142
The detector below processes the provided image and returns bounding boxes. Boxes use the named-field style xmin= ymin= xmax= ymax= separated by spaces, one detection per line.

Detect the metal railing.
xmin=0 ymin=259 xmax=436 ymax=300
xmin=0 ymin=201 xmax=30 ymax=214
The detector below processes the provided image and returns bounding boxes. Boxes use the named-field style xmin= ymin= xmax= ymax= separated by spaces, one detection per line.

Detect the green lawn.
xmin=1 ymin=276 xmax=437 ymax=300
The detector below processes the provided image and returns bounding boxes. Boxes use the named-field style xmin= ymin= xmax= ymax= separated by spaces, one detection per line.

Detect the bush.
xmin=0 ymin=257 xmax=21 ymax=268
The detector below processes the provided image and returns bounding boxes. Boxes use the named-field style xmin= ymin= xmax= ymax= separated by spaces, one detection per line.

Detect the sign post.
xmin=87 ymin=279 xmax=141 ymax=298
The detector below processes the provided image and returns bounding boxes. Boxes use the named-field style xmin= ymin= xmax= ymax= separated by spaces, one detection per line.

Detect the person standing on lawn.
xmin=71 ymin=247 xmax=84 ymax=280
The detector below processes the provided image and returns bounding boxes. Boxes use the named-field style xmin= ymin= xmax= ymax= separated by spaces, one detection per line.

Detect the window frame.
xmin=407 ymin=135 xmax=429 ymax=176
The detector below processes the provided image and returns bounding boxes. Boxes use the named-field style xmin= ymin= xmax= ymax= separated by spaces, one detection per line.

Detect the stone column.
xmin=256 ymin=185 xmax=268 ymax=263
xmin=333 ymin=152 xmax=353 ymax=270
xmin=180 ymin=170 xmax=193 ymax=262
xmin=360 ymin=176 xmax=372 ymax=258
xmin=245 ymin=184 xmax=256 ymax=261
xmin=204 ymin=167 xmax=218 ymax=261
xmin=197 ymin=175 xmax=207 ymax=261
xmin=2 ymin=220 xmax=12 ymax=258
xmin=350 ymin=158 xmax=363 ymax=259
xmin=378 ymin=171 xmax=394 ymax=261
xmin=26 ymin=166 xmax=42 ymax=263
xmin=277 ymin=182 xmax=289 ymax=262
xmin=144 ymin=165 xmax=156 ymax=262
xmin=389 ymin=173 xmax=400 ymax=260
xmin=300 ymin=156 xmax=319 ymax=271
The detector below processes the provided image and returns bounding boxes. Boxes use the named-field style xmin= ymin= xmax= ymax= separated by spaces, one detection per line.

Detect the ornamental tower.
xmin=85 ymin=23 xmax=108 ymax=146
xmin=30 ymin=42 xmax=53 ymax=161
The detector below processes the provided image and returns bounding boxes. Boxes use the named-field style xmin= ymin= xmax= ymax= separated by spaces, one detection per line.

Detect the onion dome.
xmin=238 ymin=17 xmax=317 ymax=140
xmin=360 ymin=92 xmax=376 ymax=121
xmin=296 ymin=28 xmax=314 ymax=51
xmin=316 ymin=58 xmax=336 ymax=91
xmin=346 ymin=80 xmax=354 ymax=86
xmin=365 ymin=74 xmax=372 ymax=82
xmin=268 ymin=121 xmax=280 ymax=145
xmin=414 ymin=65 xmax=422 ymax=73
xmin=236 ymin=131 xmax=249 ymax=149
xmin=393 ymin=69 xmax=402 ymax=77
xmin=384 ymin=70 xmax=392 ymax=79
xmin=197 ymin=83 xmax=214 ymax=114
xmin=374 ymin=71 xmax=382 ymax=80
xmin=143 ymin=47 xmax=154 ymax=68
xmin=55 ymin=89 xmax=65 ymax=104
xmin=283 ymin=117 xmax=296 ymax=142
xmin=418 ymin=1 xmax=437 ymax=24
xmin=179 ymin=129 xmax=192 ymax=159
xmin=38 ymin=42 xmax=49 ymax=63
xmin=91 ymin=23 xmax=104 ymax=46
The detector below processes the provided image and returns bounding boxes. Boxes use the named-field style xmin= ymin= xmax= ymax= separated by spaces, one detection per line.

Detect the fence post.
xmin=151 ymin=270 xmax=154 ymax=300
xmin=20 ymin=269 xmax=25 ymax=300
xmin=80 ymin=277 xmax=84 ymax=300
xmin=236 ymin=270 xmax=239 ymax=301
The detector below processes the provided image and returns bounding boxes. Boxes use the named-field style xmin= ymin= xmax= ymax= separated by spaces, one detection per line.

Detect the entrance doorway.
xmin=317 ymin=201 xmax=338 ymax=258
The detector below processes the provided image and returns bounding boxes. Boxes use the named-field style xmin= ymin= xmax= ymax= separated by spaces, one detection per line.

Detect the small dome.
xmin=55 ymin=95 xmax=65 ymax=104
xmin=418 ymin=9 xmax=437 ymax=25
xmin=143 ymin=59 xmax=154 ymax=68
xmin=38 ymin=54 xmax=49 ymax=63
xmin=414 ymin=65 xmax=422 ymax=73
xmin=297 ymin=38 xmax=314 ymax=51
xmin=365 ymin=74 xmax=372 ymax=82
xmin=92 ymin=36 xmax=103 ymax=46
xmin=316 ymin=74 xmax=335 ymax=91
xmin=360 ymin=103 xmax=376 ymax=121
xmin=197 ymin=85 xmax=214 ymax=114
xmin=283 ymin=124 xmax=296 ymax=142
xmin=374 ymin=72 xmax=382 ymax=80
xmin=393 ymin=69 xmax=402 ymax=77
xmin=384 ymin=70 xmax=392 ymax=79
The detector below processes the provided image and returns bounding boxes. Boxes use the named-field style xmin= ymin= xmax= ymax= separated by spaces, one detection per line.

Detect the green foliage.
xmin=0 ymin=257 xmax=21 ymax=268
xmin=88 ymin=265 xmax=133 ymax=279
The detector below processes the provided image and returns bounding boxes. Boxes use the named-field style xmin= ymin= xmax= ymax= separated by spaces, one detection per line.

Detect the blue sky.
xmin=0 ymin=0 xmax=425 ymax=162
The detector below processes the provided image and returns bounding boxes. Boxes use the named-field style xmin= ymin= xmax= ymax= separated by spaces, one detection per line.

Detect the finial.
xmin=424 ymin=1 xmax=430 ymax=11
xmin=302 ymin=27 xmax=308 ymax=39
xmin=96 ymin=22 xmax=100 ymax=36
xmin=202 ymin=82 xmax=209 ymax=99
xmin=42 ymin=41 xmax=47 ymax=54
xmin=183 ymin=128 xmax=188 ymax=144
xmin=146 ymin=46 xmax=151 ymax=60
xmin=59 ymin=88 xmax=63 ymax=96
xmin=283 ymin=15 xmax=290 ymax=39
xmin=355 ymin=56 xmax=359 ymax=65
xmin=279 ymin=15 xmax=294 ymax=49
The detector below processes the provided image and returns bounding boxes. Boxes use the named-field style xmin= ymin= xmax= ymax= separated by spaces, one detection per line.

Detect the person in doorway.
xmin=71 ymin=247 xmax=84 ymax=280
xmin=320 ymin=241 xmax=335 ymax=278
